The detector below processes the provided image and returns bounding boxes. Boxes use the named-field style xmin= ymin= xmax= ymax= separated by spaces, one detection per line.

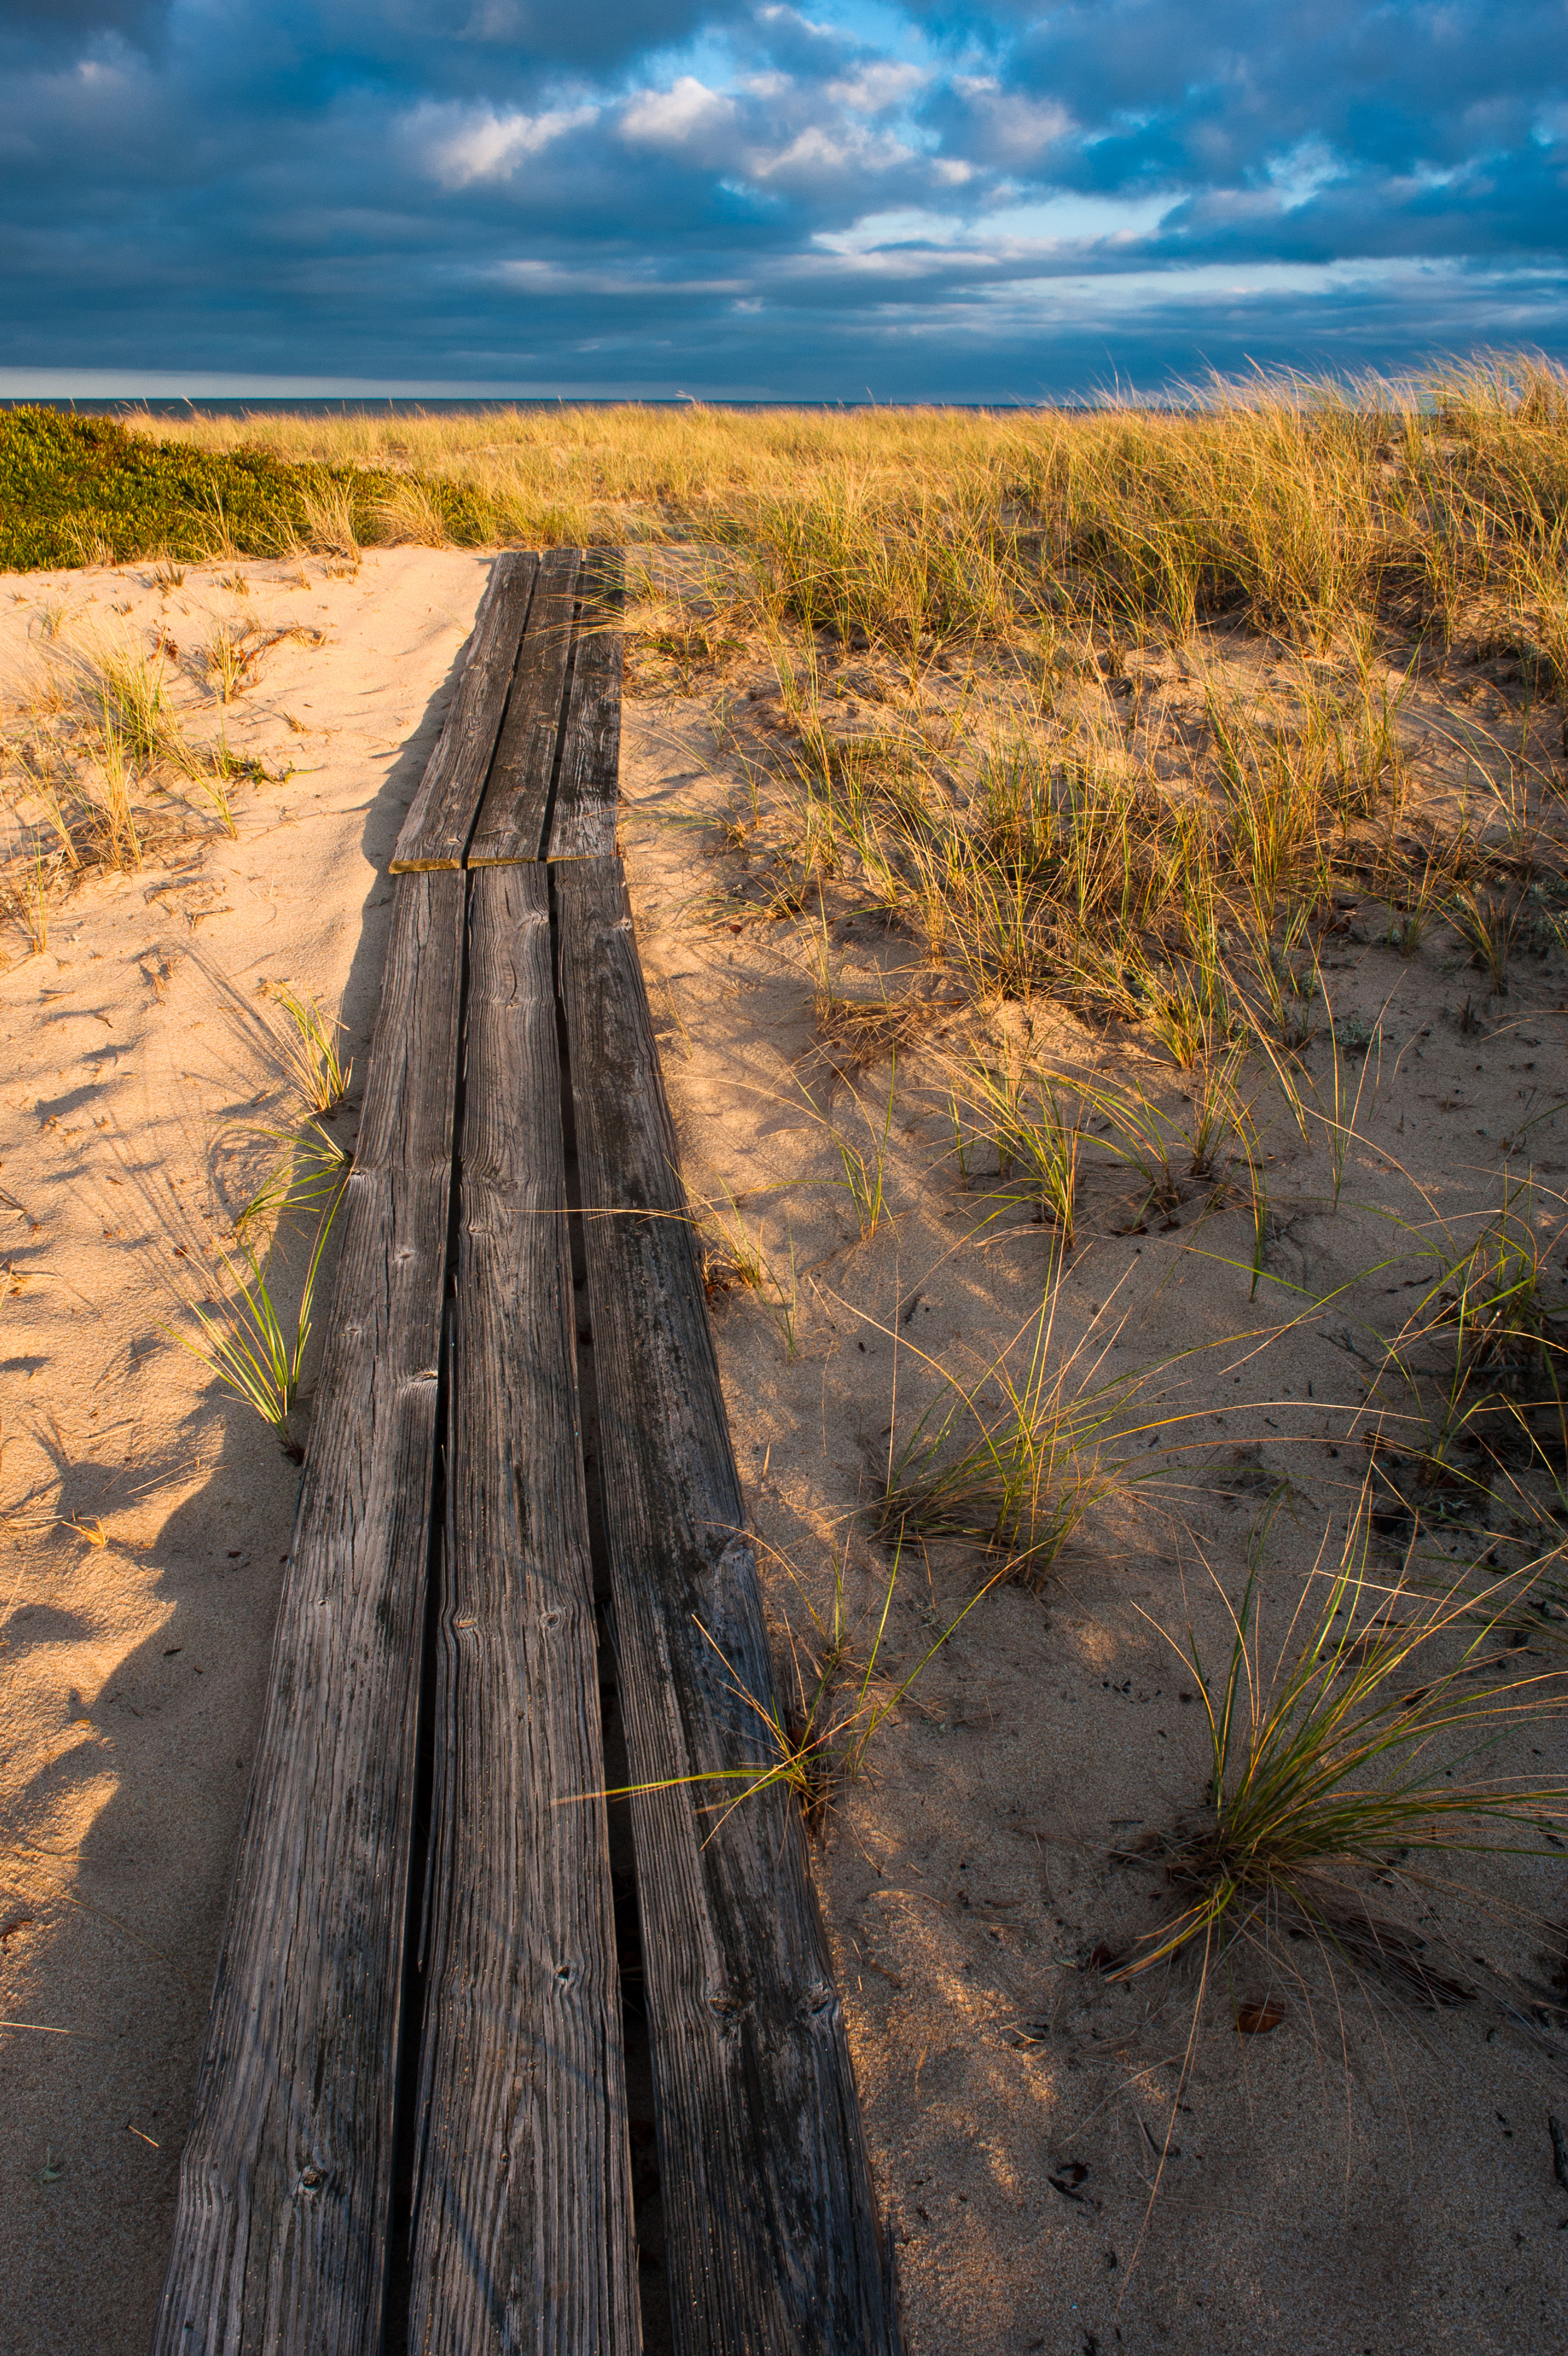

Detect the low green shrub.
xmin=0 ymin=407 xmax=497 ymax=571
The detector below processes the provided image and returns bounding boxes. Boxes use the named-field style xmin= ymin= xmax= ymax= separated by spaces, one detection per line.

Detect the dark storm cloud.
xmin=0 ymin=0 xmax=1563 ymax=396
xmin=0 ymin=0 xmax=170 ymax=44
xmin=918 ymin=0 xmax=1565 ymax=176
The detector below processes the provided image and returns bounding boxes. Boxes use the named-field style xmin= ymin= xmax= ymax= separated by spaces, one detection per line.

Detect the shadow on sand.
xmin=2 ymin=620 xmax=473 ymax=2354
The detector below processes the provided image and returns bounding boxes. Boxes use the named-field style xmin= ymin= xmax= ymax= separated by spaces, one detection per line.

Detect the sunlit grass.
xmin=1116 ymin=1502 xmax=1568 ymax=2001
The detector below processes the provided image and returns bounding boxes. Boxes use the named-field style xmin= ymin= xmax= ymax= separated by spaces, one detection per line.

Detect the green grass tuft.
xmin=0 ymin=408 xmax=498 ymax=573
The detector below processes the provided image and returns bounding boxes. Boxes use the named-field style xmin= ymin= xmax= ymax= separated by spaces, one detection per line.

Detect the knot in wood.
xmin=296 ymin=2164 xmax=327 ymax=2195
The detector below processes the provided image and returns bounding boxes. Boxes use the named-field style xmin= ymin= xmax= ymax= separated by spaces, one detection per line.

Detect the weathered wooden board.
xmin=544 ymin=553 xmax=624 ymax=864
xmin=390 ymin=553 xmax=537 ymax=873
xmin=554 ymin=856 xmax=900 ymax=2356
xmin=468 ymin=549 xmax=583 ymax=868
xmin=151 ymin=869 xmax=468 ymax=2356
xmin=406 ymin=864 xmax=639 ymax=2354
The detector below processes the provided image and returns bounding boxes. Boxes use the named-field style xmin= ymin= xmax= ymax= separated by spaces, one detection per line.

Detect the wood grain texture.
xmin=407 ymin=865 xmax=639 ymax=2356
xmin=543 ymin=552 xmax=623 ymax=864
xmin=390 ymin=552 xmax=537 ymax=872
xmin=553 ymin=856 xmax=901 ymax=2356
xmin=468 ymin=549 xmax=583 ymax=868
xmin=151 ymin=870 xmax=468 ymax=2356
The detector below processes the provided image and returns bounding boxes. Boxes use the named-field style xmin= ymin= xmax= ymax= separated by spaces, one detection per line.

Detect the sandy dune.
xmin=2 ymin=546 xmax=1567 ymax=2353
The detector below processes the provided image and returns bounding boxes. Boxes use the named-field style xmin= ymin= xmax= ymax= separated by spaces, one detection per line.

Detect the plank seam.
xmin=533 ymin=587 xmax=583 ymax=869
xmin=546 ymin=860 xmax=670 ymax=2356
xmin=454 ymin=566 xmax=541 ymax=869
xmin=389 ymin=555 xmax=539 ymax=872
xmin=552 ymin=857 xmax=904 ymax=2354
xmin=383 ymin=869 xmax=474 ymax=2354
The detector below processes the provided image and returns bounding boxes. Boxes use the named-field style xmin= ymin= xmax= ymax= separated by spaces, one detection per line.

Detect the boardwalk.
xmin=151 ymin=553 xmax=900 ymax=2356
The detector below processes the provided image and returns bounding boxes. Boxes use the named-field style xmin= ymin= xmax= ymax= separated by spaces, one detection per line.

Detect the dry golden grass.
xmin=127 ymin=353 xmax=1568 ymax=660
xmin=134 ymin=362 xmax=1568 ymax=1047
xmin=0 ymin=626 xmax=281 ymax=944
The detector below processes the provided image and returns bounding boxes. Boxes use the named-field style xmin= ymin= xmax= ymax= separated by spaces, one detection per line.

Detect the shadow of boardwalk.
xmin=0 ymin=621 xmax=475 ymax=2356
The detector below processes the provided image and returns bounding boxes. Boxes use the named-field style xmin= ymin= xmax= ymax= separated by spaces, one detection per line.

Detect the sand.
xmin=3 ymin=546 xmax=1568 ymax=2353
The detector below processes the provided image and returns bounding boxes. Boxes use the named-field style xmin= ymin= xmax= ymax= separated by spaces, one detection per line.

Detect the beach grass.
xmin=76 ymin=350 xmax=1568 ymax=657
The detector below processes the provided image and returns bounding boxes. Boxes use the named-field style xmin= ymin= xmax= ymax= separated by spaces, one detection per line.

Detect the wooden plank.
xmin=468 ymin=548 xmax=584 ymax=868
xmin=152 ymin=870 xmax=468 ymax=2356
xmin=406 ymin=864 xmax=639 ymax=2354
xmin=390 ymin=552 xmax=537 ymax=873
xmin=544 ymin=552 xmax=624 ymax=863
xmin=554 ymin=856 xmax=901 ymax=2356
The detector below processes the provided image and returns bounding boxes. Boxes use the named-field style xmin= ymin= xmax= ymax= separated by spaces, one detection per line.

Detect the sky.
xmin=1 ymin=0 xmax=1566 ymax=402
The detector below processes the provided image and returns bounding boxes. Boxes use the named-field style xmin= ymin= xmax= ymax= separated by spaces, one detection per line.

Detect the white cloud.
xmin=496 ymin=258 xmax=748 ymax=296
xmin=953 ymin=80 xmax=1074 ymax=170
xmin=621 ymin=76 xmax=736 ymax=151
xmin=824 ymin=63 xmax=926 ymax=115
xmin=618 ymin=71 xmax=918 ymax=192
xmin=752 ymin=121 xmax=915 ymax=187
xmin=814 ymin=188 xmax=1175 ymax=263
xmin=814 ymin=207 xmax=965 ymax=257
xmin=415 ymin=101 xmax=598 ymax=189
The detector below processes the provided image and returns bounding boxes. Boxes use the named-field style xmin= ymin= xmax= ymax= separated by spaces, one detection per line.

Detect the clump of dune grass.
xmin=202 ymin=616 xmax=259 ymax=704
xmin=1447 ymin=882 xmax=1525 ymax=993
xmin=0 ymin=624 xmax=286 ymax=948
xmin=0 ymin=851 xmax=54 ymax=955
xmin=82 ymin=634 xmax=183 ymax=766
xmin=628 ymin=586 xmax=748 ymax=693
xmin=263 ymin=984 xmax=353 ymax=1116
xmin=603 ymin=1528 xmax=1009 ymax=1831
xmin=1116 ymin=1502 xmax=1568 ymax=2009
xmin=366 ymin=478 xmax=449 ymax=549
xmin=878 ymin=1266 xmax=1150 ymax=1588
xmin=234 ymin=1117 xmax=354 ymax=1235
xmin=162 ymin=1194 xmax=341 ymax=1462
xmin=297 ymin=478 xmax=361 ymax=567
xmin=950 ymin=1053 xmax=1087 ymax=1240
xmin=89 ymin=717 xmax=141 ymax=869
xmin=1362 ymin=1181 xmax=1568 ymax=1515
xmin=945 ymin=1042 xmax=1252 ymax=1244
xmin=690 ymin=1177 xmax=802 ymax=1359
xmin=812 ymin=978 xmax=958 ymax=1071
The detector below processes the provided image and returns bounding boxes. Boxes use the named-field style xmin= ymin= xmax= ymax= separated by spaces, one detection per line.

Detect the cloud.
xmin=0 ymin=0 xmax=169 ymax=51
xmin=621 ymin=74 xmax=738 ymax=152
xmin=944 ymin=77 xmax=1073 ymax=170
xmin=0 ymin=0 xmax=1561 ymax=398
xmin=415 ymin=100 xmax=599 ymax=187
xmin=929 ymin=0 xmax=1568 ymax=191
xmin=824 ymin=62 xmax=926 ymax=113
